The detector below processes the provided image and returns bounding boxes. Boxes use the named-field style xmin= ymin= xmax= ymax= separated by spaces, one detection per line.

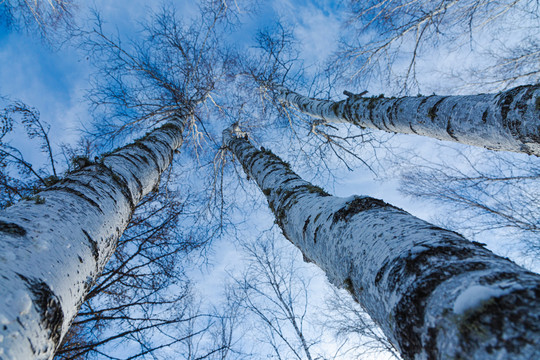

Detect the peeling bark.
xmin=223 ymin=125 xmax=540 ymax=359
xmin=274 ymin=84 xmax=540 ymax=156
xmin=0 ymin=114 xmax=186 ymax=360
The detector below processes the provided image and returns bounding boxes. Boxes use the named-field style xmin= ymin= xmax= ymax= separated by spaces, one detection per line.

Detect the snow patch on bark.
xmin=453 ymin=285 xmax=509 ymax=315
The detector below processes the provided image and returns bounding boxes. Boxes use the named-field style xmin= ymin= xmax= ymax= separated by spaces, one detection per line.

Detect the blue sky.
xmin=1 ymin=1 xmax=538 ymax=358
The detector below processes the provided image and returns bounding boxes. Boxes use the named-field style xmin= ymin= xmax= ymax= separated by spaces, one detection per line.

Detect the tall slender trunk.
xmin=223 ymin=125 xmax=540 ymax=359
xmin=273 ymin=84 xmax=540 ymax=156
xmin=0 ymin=113 xmax=186 ymax=360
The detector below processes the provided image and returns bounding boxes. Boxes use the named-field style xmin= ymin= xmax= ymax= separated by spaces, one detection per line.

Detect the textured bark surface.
xmin=0 ymin=114 xmax=185 ymax=360
xmin=275 ymin=84 xmax=540 ymax=156
xmin=223 ymin=126 xmax=540 ymax=359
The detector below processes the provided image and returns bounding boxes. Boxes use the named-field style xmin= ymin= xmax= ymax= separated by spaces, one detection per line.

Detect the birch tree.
xmin=0 ymin=1 xmax=261 ymax=357
xmin=222 ymin=124 xmax=540 ymax=359
xmin=0 ymin=111 xmax=186 ymax=359
xmin=0 ymin=101 xmax=225 ymax=359
xmin=273 ymin=84 xmax=540 ymax=156
xmin=53 ymin=184 xmax=204 ymax=360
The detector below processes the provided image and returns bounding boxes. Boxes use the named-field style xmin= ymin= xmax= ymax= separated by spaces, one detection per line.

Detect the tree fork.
xmin=273 ymin=84 xmax=540 ymax=156
xmin=0 ymin=112 xmax=187 ymax=360
xmin=223 ymin=125 xmax=540 ymax=359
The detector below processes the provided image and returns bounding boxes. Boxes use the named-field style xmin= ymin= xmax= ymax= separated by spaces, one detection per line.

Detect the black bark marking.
xmin=268 ymin=199 xmax=275 ymax=213
xmin=424 ymin=224 xmax=462 ymax=237
xmin=344 ymin=277 xmax=354 ymax=295
xmin=102 ymin=165 xmax=135 ymax=209
xmin=446 ymin=119 xmax=459 ymax=141
xmin=82 ymin=229 xmax=99 ymax=263
xmin=18 ymin=275 xmax=64 ymax=348
xmin=0 ymin=219 xmax=27 ymax=236
xmin=329 ymin=102 xmax=339 ymax=117
xmin=302 ymin=253 xmax=314 ymax=263
xmin=90 ymin=163 xmax=136 ymax=208
xmin=482 ymin=109 xmax=488 ymax=123
xmin=303 ymin=216 xmax=311 ymax=237
xmin=385 ymin=104 xmax=395 ymax=127
xmin=137 ymin=153 xmax=150 ymax=164
xmin=425 ymin=326 xmax=439 ymax=358
xmin=515 ymin=85 xmax=537 ymax=117
xmin=418 ymin=95 xmax=431 ymax=108
xmin=52 ymin=187 xmax=104 ymax=214
xmin=261 ymin=167 xmax=285 ymax=183
xmin=333 ymin=196 xmax=390 ymax=223
xmin=144 ymin=136 xmax=173 ymax=164
xmin=364 ymin=95 xmax=384 ymax=121
xmin=106 ymin=152 xmax=140 ymax=169
xmin=246 ymin=148 xmax=264 ymax=169
xmin=472 ymin=241 xmax=487 ymax=247
xmin=105 ymin=153 xmax=149 ymax=192
xmin=498 ymin=85 xmax=529 ymax=129
xmin=279 ymin=190 xmax=297 ymax=209
xmin=427 ymin=97 xmax=446 ymax=121
xmin=280 ymin=177 xmax=296 ymax=185
xmin=313 ymin=225 xmax=322 ymax=244
xmin=158 ymin=121 xmax=184 ymax=134
xmin=145 ymin=135 xmax=172 ymax=150
xmin=375 ymin=261 xmax=389 ymax=285
xmin=391 ymin=97 xmax=405 ymax=126
xmin=259 ymin=146 xmax=292 ymax=170
xmin=124 ymin=142 xmax=162 ymax=171
xmin=303 ymin=184 xmax=330 ymax=196
xmin=131 ymin=171 xmax=144 ymax=196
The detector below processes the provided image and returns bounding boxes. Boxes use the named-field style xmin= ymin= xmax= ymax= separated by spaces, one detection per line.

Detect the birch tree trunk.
xmin=273 ymin=84 xmax=540 ymax=156
xmin=223 ymin=125 xmax=540 ymax=360
xmin=0 ymin=113 xmax=186 ymax=360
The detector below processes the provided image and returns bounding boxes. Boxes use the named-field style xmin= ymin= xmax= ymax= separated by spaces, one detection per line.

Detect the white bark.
xmin=274 ymin=84 xmax=540 ymax=156
xmin=0 ymin=113 xmax=186 ymax=360
xmin=223 ymin=126 xmax=540 ymax=359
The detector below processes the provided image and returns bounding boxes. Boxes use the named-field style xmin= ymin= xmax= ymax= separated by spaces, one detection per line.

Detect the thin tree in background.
xmin=0 ymin=101 xmax=59 ymax=206
xmin=0 ymin=0 xmax=74 ymax=39
xmin=397 ymin=146 xmax=540 ymax=259
xmin=322 ymin=286 xmax=400 ymax=359
xmin=228 ymin=233 xmax=399 ymax=359
xmin=223 ymin=123 xmax=540 ymax=360
xmin=272 ymin=83 xmax=540 ymax=156
xmin=229 ymin=236 xmax=318 ymax=360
